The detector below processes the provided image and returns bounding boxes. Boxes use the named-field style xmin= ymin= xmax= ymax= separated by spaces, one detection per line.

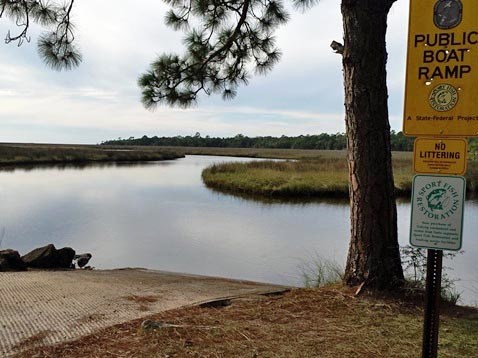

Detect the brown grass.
xmin=202 ymin=158 xmax=413 ymax=199
xmin=160 ymin=146 xmax=349 ymax=160
xmin=14 ymin=287 xmax=478 ymax=358
xmin=0 ymin=143 xmax=183 ymax=166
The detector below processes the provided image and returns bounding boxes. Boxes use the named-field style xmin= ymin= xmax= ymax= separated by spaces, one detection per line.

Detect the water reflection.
xmin=0 ymin=161 xmax=174 ymax=173
xmin=0 ymin=155 xmax=476 ymax=306
xmin=206 ymin=186 xmax=350 ymax=206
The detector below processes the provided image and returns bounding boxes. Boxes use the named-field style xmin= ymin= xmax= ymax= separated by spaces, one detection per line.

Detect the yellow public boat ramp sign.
xmin=403 ymin=0 xmax=478 ymax=137
xmin=413 ymin=138 xmax=467 ymax=174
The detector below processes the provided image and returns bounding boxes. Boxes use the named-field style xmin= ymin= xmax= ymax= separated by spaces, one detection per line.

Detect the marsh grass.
xmin=203 ymin=160 xmax=349 ymax=197
xmin=4 ymin=143 xmax=478 ymax=198
xmin=202 ymin=157 xmax=414 ymax=198
xmin=0 ymin=143 xmax=182 ymax=165
xmin=163 ymin=146 xmax=348 ymax=160
xmin=203 ymin=152 xmax=478 ymax=199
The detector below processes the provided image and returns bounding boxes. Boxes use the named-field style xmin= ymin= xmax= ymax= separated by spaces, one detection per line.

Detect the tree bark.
xmin=341 ymin=0 xmax=404 ymax=289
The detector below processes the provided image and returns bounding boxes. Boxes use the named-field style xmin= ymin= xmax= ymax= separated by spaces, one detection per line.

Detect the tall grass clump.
xmin=202 ymin=159 xmax=351 ymax=198
xmin=299 ymin=255 xmax=344 ymax=288
xmin=202 ymin=157 xmax=418 ymax=199
xmin=203 ymin=153 xmax=478 ymax=200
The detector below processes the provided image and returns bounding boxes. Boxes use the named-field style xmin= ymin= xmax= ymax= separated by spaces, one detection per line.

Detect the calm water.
xmin=0 ymin=156 xmax=476 ymax=305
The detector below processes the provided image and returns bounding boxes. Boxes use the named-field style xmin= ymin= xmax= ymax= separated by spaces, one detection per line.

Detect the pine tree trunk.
xmin=341 ymin=0 xmax=404 ymax=289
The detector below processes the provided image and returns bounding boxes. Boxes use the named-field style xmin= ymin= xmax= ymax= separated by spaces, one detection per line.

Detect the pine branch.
xmin=1 ymin=0 xmax=80 ymax=70
xmin=204 ymin=0 xmax=250 ymax=69
xmin=139 ymin=0 xmax=318 ymax=108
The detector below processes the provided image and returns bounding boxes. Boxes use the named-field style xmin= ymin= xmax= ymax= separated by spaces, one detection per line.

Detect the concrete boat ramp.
xmin=0 ymin=269 xmax=285 ymax=356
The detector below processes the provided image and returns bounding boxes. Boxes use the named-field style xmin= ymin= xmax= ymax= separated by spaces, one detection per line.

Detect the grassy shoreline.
xmin=202 ymin=158 xmax=414 ymax=199
xmin=3 ymin=144 xmax=478 ymax=199
xmin=203 ymin=161 xmax=350 ymax=198
xmin=170 ymin=146 xmax=352 ymax=159
xmin=0 ymin=144 xmax=350 ymax=166
xmin=201 ymin=150 xmax=478 ymax=199
xmin=0 ymin=143 xmax=184 ymax=166
xmin=0 ymin=144 xmax=412 ymax=164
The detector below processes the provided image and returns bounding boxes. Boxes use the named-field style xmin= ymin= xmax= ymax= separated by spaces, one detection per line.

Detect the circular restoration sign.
xmin=416 ymin=179 xmax=462 ymax=220
xmin=434 ymin=0 xmax=463 ymax=30
xmin=429 ymin=84 xmax=458 ymax=112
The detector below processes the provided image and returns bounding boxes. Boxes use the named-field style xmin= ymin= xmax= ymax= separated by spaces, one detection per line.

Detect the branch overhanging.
xmin=1 ymin=0 xmax=80 ymax=70
xmin=139 ymin=0 xmax=318 ymax=108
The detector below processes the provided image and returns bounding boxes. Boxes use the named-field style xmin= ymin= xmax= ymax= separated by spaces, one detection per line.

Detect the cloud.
xmin=0 ymin=0 xmax=409 ymax=143
xmin=0 ymin=90 xmax=17 ymax=97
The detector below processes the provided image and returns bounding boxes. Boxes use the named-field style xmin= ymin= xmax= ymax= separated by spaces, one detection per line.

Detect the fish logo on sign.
xmin=426 ymin=188 xmax=451 ymax=212
xmin=428 ymin=83 xmax=458 ymax=111
xmin=434 ymin=0 xmax=463 ymax=29
xmin=416 ymin=178 xmax=461 ymax=221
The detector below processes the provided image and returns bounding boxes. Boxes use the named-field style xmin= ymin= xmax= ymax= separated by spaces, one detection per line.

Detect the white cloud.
xmin=0 ymin=0 xmax=409 ymax=143
xmin=0 ymin=90 xmax=17 ymax=97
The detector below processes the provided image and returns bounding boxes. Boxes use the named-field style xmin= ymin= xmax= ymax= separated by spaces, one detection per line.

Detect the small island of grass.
xmin=202 ymin=150 xmax=478 ymax=200
xmin=202 ymin=156 xmax=415 ymax=199
xmin=203 ymin=160 xmax=347 ymax=198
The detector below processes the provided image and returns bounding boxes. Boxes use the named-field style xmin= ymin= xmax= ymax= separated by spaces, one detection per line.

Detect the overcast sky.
xmin=0 ymin=0 xmax=409 ymax=144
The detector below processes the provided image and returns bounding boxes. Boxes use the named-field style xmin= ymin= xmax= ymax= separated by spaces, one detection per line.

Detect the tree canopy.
xmin=138 ymin=0 xmax=318 ymax=108
xmin=102 ymin=131 xmax=414 ymax=152
xmin=1 ymin=0 xmax=80 ymax=70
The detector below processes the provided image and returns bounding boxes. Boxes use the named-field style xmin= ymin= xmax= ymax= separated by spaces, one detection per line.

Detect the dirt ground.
xmin=0 ymin=269 xmax=285 ymax=356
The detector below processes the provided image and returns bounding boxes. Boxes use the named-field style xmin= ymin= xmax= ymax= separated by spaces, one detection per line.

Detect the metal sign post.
xmin=422 ymin=249 xmax=443 ymax=358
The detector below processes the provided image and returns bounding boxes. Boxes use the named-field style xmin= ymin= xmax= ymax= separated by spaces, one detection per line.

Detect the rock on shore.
xmin=21 ymin=244 xmax=75 ymax=269
xmin=0 ymin=249 xmax=27 ymax=271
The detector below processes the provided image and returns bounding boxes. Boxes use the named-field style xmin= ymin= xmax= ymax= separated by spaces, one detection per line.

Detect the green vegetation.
xmin=0 ymin=143 xmax=183 ymax=166
xmin=202 ymin=150 xmax=478 ymax=199
xmin=102 ymin=131 xmax=415 ymax=151
xmin=202 ymin=156 xmax=414 ymax=198
xmin=203 ymin=160 xmax=350 ymax=198
xmin=302 ymin=247 xmax=464 ymax=306
xmin=300 ymin=256 xmax=343 ymax=288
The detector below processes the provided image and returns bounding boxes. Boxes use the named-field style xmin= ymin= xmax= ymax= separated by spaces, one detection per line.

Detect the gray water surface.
xmin=0 ymin=156 xmax=476 ymax=305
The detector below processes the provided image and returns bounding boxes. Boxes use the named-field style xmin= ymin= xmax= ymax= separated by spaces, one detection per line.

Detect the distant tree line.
xmin=102 ymin=131 xmax=414 ymax=151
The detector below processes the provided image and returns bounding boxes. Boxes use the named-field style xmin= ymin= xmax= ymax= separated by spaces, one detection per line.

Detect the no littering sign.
xmin=410 ymin=175 xmax=465 ymax=251
xmin=413 ymin=137 xmax=467 ymax=174
xmin=403 ymin=0 xmax=478 ymax=137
